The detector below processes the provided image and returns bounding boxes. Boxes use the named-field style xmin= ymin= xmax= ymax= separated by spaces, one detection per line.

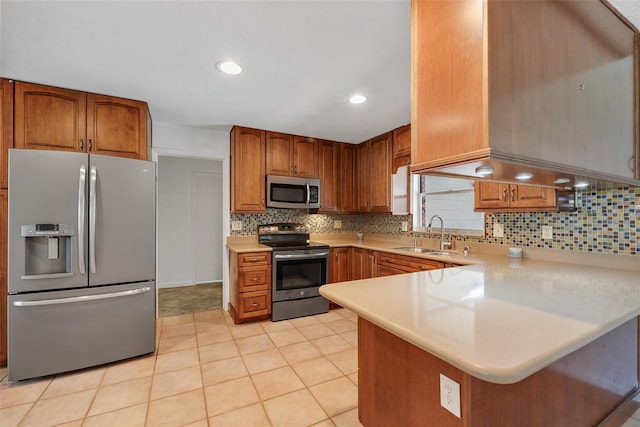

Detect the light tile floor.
xmin=0 ymin=308 xmax=362 ymax=427
xmin=2 ymin=307 xmax=639 ymax=427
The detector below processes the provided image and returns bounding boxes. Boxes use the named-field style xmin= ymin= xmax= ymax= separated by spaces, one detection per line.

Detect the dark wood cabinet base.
xmin=358 ymin=317 xmax=638 ymax=427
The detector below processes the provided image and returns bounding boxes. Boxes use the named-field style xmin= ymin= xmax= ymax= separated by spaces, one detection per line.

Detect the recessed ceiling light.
xmin=349 ymin=95 xmax=367 ymax=104
xmin=515 ymin=172 xmax=533 ymax=180
xmin=554 ymin=178 xmax=571 ymax=184
xmin=574 ymin=181 xmax=590 ymax=188
xmin=216 ymin=60 xmax=242 ymax=75
xmin=475 ymin=166 xmax=494 ymax=176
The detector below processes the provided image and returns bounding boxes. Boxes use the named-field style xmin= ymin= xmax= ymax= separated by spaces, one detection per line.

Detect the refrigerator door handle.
xmin=12 ymin=286 xmax=152 ymax=307
xmin=78 ymin=165 xmax=87 ymax=275
xmin=89 ymin=165 xmax=97 ymax=274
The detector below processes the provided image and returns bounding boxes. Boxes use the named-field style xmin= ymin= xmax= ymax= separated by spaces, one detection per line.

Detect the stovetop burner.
xmin=258 ymin=223 xmax=329 ymax=251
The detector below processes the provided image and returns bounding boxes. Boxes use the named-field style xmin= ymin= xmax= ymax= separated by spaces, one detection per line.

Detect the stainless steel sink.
xmin=393 ymin=247 xmax=452 ymax=256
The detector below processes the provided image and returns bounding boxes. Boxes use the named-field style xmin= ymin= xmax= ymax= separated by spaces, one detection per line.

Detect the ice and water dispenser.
xmin=21 ymin=224 xmax=74 ymax=279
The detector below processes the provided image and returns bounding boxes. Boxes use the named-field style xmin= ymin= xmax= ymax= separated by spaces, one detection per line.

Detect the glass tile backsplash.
xmin=230 ymin=186 xmax=638 ymax=256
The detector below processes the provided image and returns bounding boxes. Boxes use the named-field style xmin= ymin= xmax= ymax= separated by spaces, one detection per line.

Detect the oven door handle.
xmin=273 ymin=251 xmax=329 ymax=260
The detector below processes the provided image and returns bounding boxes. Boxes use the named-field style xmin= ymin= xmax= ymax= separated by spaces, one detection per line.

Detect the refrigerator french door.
xmin=7 ymin=149 xmax=156 ymax=381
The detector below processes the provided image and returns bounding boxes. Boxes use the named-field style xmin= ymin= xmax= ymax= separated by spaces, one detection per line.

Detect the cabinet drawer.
xmin=239 ymin=265 xmax=271 ymax=292
xmin=377 ymin=252 xmax=444 ymax=272
xmin=238 ymin=252 xmax=270 ymax=267
xmin=239 ymin=290 xmax=271 ymax=318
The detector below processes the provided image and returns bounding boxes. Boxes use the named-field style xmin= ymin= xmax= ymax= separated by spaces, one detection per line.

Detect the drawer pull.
xmin=250 ymin=302 xmax=259 ymax=307
xmin=250 ymin=277 xmax=260 ymax=281
xmin=246 ymin=257 xmax=262 ymax=262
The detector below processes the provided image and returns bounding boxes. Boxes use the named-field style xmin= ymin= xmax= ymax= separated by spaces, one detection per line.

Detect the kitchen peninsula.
xmin=319 ymin=251 xmax=640 ymax=426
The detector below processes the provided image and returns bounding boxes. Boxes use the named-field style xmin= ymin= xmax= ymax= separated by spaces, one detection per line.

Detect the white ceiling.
xmin=1 ymin=1 xmax=638 ymax=145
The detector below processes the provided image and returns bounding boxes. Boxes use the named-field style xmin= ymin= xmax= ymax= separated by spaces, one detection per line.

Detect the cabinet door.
xmin=330 ymin=247 xmax=351 ymax=283
xmin=474 ymin=181 xmax=509 ymax=209
xmin=340 ymin=144 xmax=358 ymax=213
xmin=0 ymin=189 xmax=7 ymax=365
xmin=231 ymin=127 xmax=266 ymax=212
xmin=510 ymin=185 xmax=556 ymax=209
xmin=392 ymin=124 xmax=411 ymax=172
xmin=367 ymin=133 xmax=392 ymax=213
xmin=1 ymin=79 xmax=13 ymax=189
xmin=14 ymin=82 xmax=86 ymax=152
xmin=266 ymin=132 xmax=293 ymax=176
xmin=357 ymin=142 xmax=369 ymax=212
xmin=352 ymin=248 xmax=376 ymax=280
xmin=293 ymin=136 xmax=319 ymax=178
xmin=319 ymin=140 xmax=339 ymax=213
xmin=86 ymin=94 xmax=147 ymax=160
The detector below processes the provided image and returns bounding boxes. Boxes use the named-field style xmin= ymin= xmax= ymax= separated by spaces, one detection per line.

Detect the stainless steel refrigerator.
xmin=7 ymin=149 xmax=156 ymax=381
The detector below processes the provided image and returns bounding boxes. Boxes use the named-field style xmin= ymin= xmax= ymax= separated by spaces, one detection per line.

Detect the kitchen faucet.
xmin=426 ymin=215 xmax=449 ymax=250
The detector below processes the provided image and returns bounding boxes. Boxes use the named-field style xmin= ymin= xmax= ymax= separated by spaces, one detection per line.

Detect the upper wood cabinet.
xmin=358 ymin=132 xmax=393 ymax=213
xmin=474 ymin=182 xmax=556 ymax=211
xmin=13 ymin=81 xmax=148 ymax=160
xmin=392 ymin=124 xmax=411 ymax=173
xmin=411 ymin=1 xmax=639 ymax=187
xmin=1 ymin=79 xmax=13 ymax=189
xmin=340 ymin=143 xmax=358 ymax=213
xmin=231 ymin=126 xmax=266 ymax=213
xmin=318 ymin=140 xmax=339 ymax=213
xmin=266 ymin=132 xmax=319 ymax=178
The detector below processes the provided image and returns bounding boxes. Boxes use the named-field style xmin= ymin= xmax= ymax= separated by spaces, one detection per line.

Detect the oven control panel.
xmin=258 ymin=223 xmax=308 ymax=235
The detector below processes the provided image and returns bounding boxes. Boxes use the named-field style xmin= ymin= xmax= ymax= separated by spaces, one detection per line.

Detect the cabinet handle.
xmin=250 ymin=277 xmax=260 ymax=281
xmin=384 ymin=258 xmax=393 ymax=263
xmin=510 ymin=187 xmax=515 ymax=202
xmin=502 ymin=188 xmax=508 ymax=201
xmin=80 ymin=139 xmax=84 ymax=151
xmin=88 ymin=139 xmax=93 ymax=152
xmin=250 ymin=303 xmax=259 ymax=307
xmin=247 ymin=257 xmax=261 ymax=262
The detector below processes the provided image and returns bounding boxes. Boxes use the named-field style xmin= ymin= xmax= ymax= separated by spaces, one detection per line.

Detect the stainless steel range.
xmin=258 ymin=223 xmax=329 ymax=321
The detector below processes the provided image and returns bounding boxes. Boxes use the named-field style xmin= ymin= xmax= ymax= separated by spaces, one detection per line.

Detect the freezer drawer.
xmin=8 ymin=282 xmax=156 ymax=381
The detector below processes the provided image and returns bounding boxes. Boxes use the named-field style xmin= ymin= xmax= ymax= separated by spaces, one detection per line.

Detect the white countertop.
xmin=319 ymin=259 xmax=640 ymax=384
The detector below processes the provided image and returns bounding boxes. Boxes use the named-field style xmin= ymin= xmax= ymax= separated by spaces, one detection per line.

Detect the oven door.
xmin=272 ymin=249 xmax=329 ymax=302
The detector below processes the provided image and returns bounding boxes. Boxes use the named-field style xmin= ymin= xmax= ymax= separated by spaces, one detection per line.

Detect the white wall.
xmin=152 ymin=122 xmax=231 ymax=307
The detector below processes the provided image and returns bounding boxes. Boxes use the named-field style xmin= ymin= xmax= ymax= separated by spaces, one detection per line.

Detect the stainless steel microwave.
xmin=266 ymin=175 xmax=320 ymax=209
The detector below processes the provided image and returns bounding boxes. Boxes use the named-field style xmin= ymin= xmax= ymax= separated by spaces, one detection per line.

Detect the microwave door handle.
xmin=306 ymin=181 xmax=310 ymax=206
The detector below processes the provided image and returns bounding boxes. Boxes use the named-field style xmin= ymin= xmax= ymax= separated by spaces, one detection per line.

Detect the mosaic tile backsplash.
xmin=230 ymin=186 xmax=639 ymax=256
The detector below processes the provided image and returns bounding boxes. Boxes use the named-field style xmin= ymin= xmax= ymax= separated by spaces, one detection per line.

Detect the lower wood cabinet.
xmin=329 ymin=247 xmax=352 ymax=283
xmin=229 ymin=251 xmax=271 ymax=323
xmin=352 ymin=248 xmax=377 ymax=280
xmin=377 ymin=252 xmax=444 ymax=276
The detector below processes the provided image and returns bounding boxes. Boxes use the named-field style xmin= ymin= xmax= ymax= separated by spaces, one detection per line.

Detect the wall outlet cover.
xmin=440 ymin=374 xmax=461 ymax=418
xmin=333 ymin=220 xmax=342 ymax=229
xmin=231 ymin=220 xmax=243 ymax=231
xmin=401 ymin=221 xmax=408 ymax=232
xmin=493 ymin=223 xmax=504 ymax=238
xmin=542 ymin=225 xmax=553 ymax=240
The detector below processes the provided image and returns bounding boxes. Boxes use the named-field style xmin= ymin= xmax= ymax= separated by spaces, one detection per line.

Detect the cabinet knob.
xmin=80 ymin=139 xmax=84 ymax=151
xmin=510 ymin=187 xmax=515 ymax=202
xmin=88 ymin=139 xmax=93 ymax=151
xmin=502 ymin=188 xmax=508 ymax=201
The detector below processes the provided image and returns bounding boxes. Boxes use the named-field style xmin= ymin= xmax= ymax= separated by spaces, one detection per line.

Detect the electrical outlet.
xmin=493 ymin=223 xmax=504 ymax=238
xmin=333 ymin=220 xmax=342 ymax=229
xmin=440 ymin=374 xmax=461 ymax=418
xmin=231 ymin=220 xmax=243 ymax=231
xmin=401 ymin=221 xmax=408 ymax=232
xmin=541 ymin=225 xmax=553 ymax=240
